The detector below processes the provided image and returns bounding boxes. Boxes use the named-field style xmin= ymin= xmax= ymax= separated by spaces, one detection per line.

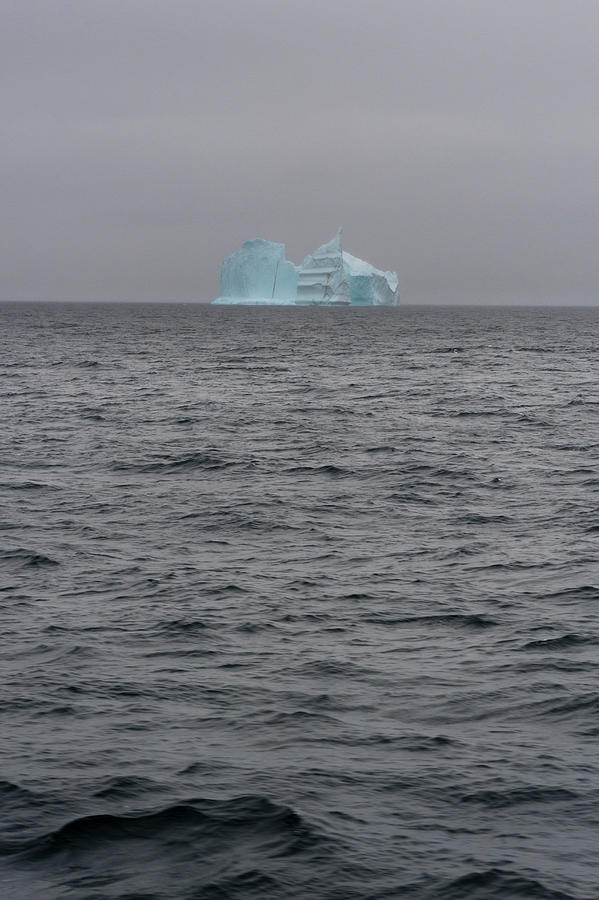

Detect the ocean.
xmin=1 ymin=301 xmax=598 ymax=899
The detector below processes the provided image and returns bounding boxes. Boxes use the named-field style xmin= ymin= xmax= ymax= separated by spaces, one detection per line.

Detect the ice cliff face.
xmin=342 ymin=251 xmax=399 ymax=306
xmin=219 ymin=239 xmax=298 ymax=303
xmin=214 ymin=229 xmax=399 ymax=306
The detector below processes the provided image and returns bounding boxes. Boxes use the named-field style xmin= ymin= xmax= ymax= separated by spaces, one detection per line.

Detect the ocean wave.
xmin=111 ymin=451 xmax=252 ymax=473
xmin=522 ymin=634 xmax=597 ymax=651
xmin=0 ymin=480 xmax=61 ymax=491
xmin=2 ymin=795 xmax=324 ymax=864
xmin=436 ymin=867 xmax=575 ymax=899
xmin=0 ymin=548 xmax=59 ymax=570
xmin=458 ymin=786 xmax=578 ymax=808
xmin=363 ymin=613 xmax=498 ymax=629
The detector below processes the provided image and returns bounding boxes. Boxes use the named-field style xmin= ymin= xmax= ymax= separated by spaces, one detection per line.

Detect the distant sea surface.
xmin=2 ymin=302 xmax=599 ymax=900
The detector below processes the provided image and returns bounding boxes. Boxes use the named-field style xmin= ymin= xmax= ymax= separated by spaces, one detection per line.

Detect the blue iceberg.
xmin=213 ymin=228 xmax=399 ymax=306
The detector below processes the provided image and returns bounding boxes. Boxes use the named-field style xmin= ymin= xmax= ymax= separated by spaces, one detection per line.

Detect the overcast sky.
xmin=3 ymin=0 xmax=598 ymax=303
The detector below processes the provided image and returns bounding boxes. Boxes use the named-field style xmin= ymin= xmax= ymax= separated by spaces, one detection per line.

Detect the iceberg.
xmin=213 ymin=228 xmax=399 ymax=306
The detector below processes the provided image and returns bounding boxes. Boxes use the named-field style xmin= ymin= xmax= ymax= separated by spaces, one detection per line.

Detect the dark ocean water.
xmin=1 ymin=301 xmax=599 ymax=900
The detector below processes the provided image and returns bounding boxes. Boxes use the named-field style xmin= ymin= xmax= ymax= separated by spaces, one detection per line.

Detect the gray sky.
xmin=3 ymin=0 xmax=598 ymax=303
